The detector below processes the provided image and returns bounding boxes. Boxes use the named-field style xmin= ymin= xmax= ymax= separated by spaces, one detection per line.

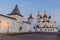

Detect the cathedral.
xmin=0 ymin=5 xmax=58 ymax=33
xmin=33 ymin=11 xmax=58 ymax=32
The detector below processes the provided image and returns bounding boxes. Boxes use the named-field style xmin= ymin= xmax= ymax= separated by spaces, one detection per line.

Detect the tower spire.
xmin=44 ymin=10 xmax=46 ymax=14
xmin=37 ymin=11 xmax=40 ymax=16
xmin=27 ymin=14 xmax=34 ymax=24
xmin=8 ymin=5 xmax=23 ymax=17
xmin=37 ymin=11 xmax=42 ymax=19
xmin=28 ymin=14 xmax=34 ymax=19
xmin=43 ymin=10 xmax=47 ymax=18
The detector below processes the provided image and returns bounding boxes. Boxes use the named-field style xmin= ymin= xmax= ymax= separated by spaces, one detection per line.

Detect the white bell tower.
xmin=36 ymin=11 xmax=42 ymax=23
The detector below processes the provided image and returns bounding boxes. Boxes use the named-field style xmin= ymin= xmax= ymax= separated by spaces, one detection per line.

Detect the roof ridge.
xmin=0 ymin=14 xmax=16 ymax=20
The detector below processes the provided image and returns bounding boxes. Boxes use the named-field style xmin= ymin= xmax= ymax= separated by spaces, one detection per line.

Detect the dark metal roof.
xmin=43 ymin=10 xmax=48 ymax=18
xmin=28 ymin=14 xmax=34 ymax=19
xmin=23 ymin=21 xmax=31 ymax=24
xmin=48 ymin=15 xmax=51 ymax=19
xmin=8 ymin=5 xmax=23 ymax=17
xmin=0 ymin=14 xmax=16 ymax=20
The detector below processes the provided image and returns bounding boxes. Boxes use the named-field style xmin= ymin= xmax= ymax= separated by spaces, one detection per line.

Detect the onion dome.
xmin=37 ymin=11 xmax=40 ymax=16
xmin=43 ymin=10 xmax=48 ymax=18
xmin=48 ymin=14 xmax=51 ymax=19
xmin=28 ymin=14 xmax=34 ymax=19
xmin=40 ymin=15 xmax=42 ymax=19
xmin=37 ymin=11 xmax=42 ymax=19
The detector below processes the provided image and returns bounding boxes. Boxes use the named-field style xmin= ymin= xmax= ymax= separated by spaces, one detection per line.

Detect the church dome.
xmin=37 ymin=11 xmax=40 ymax=16
xmin=43 ymin=14 xmax=47 ymax=18
xmin=43 ymin=10 xmax=48 ymax=18
xmin=37 ymin=11 xmax=42 ymax=19
xmin=48 ymin=14 xmax=51 ymax=19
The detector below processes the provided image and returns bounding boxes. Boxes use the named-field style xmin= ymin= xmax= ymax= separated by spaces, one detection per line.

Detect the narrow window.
xmin=19 ymin=27 xmax=22 ymax=32
xmin=48 ymin=29 xmax=49 ymax=31
xmin=50 ymin=29 xmax=52 ymax=31
xmin=40 ymin=29 xmax=42 ymax=31
xmin=53 ymin=29 xmax=54 ymax=31
xmin=45 ymin=29 xmax=47 ymax=32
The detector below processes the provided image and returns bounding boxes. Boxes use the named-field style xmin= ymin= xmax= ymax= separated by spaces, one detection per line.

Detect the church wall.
xmin=8 ymin=15 xmax=23 ymax=22
xmin=22 ymin=23 xmax=31 ymax=32
xmin=0 ymin=16 xmax=11 ymax=33
xmin=8 ymin=15 xmax=25 ymax=33
xmin=36 ymin=28 xmax=57 ymax=32
xmin=0 ymin=16 xmax=21 ymax=33
xmin=9 ymin=20 xmax=18 ymax=33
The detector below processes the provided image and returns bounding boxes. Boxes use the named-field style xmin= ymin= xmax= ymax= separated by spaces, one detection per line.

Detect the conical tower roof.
xmin=8 ymin=5 xmax=23 ymax=17
xmin=28 ymin=14 xmax=34 ymax=19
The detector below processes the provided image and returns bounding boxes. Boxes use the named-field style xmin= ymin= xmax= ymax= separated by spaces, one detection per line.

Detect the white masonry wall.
xmin=36 ymin=21 xmax=58 ymax=32
xmin=0 ymin=15 xmax=23 ymax=33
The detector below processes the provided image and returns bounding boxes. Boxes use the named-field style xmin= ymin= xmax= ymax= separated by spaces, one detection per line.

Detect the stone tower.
xmin=28 ymin=14 xmax=34 ymax=24
xmin=7 ymin=5 xmax=24 ymax=32
xmin=8 ymin=5 xmax=23 ymax=22
xmin=27 ymin=14 xmax=34 ymax=32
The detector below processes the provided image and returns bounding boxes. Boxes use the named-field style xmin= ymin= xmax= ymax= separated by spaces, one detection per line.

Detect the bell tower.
xmin=28 ymin=14 xmax=34 ymax=24
xmin=36 ymin=11 xmax=42 ymax=23
xmin=43 ymin=10 xmax=48 ymax=22
xmin=8 ymin=5 xmax=23 ymax=22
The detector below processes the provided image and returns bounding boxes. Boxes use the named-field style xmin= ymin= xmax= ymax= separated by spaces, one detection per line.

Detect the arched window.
xmin=44 ymin=24 xmax=48 ymax=28
xmin=40 ymin=29 xmax=42 ymax=31
xmin=50 ymin=29 xmax=52 ymax=31
xmin=53 ymin=29 xmax=54 ymax=31
xmin=19 ymin=27 xmax=22 ymax=32
xmin=36 ymin=25 xmax=39 ymax=28
xmin=52 ymin=25 xmax=53 ymax=28
xmin=48 ymin=29 xmax=49 ymax=31
xmin=45 ymin=29 xmax=47 ymax=31
xmin=33 ymin=27 xmax=35 ymax=29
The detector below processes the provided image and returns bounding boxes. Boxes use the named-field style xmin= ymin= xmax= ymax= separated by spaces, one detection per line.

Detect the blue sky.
xmin=0 ymin=0 xmax=60 ymax=30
